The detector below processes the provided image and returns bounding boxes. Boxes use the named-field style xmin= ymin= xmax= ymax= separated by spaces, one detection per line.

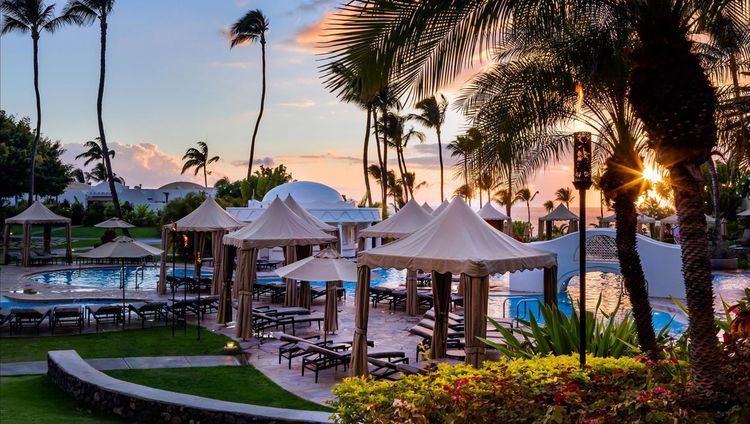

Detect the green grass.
xmin=0 ymin=325 xmax=232 ymax=363
xmin=52 ymin=226 xmax=161 ymax=239
xmin=0 ymin=375 xmax=125 ymax=423
xmin=106 ymin=366 xmax=333 ymax=412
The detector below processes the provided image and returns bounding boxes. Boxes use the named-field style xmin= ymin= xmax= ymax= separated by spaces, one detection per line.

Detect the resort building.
xmin=56 ymin=181 xmax=215 ymax=210
xmin=227 ymin=181 xmax=381 ymax=257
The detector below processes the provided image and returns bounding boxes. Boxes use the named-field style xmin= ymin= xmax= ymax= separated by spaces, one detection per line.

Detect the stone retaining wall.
xmin=47 ymin=350 xmax=332 ymax=423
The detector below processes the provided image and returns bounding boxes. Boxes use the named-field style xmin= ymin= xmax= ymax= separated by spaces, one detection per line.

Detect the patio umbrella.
xmin=94 ymin=217 xmax=136 ymax=229
xmin=80 ymin=236 xmax=163 ymax=330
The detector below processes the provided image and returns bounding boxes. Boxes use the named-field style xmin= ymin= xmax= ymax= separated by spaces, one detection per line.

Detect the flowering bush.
xmin=329 ymin=354 xmax=747 ymax=423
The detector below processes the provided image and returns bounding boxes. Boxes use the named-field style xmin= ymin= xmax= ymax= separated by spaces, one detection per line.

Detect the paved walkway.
xmin=0 ymin=355 xmax=240 ymax=376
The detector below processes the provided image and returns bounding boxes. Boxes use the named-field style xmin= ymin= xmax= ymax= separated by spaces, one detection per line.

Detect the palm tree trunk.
xmin=526 ymin=201 xmax=531 ymax=240
xmin=203 ymin=165 xmax=208 ymax=188
xmin=380 ymin=104 xmax=388 ymax=217
xmin=706 ymin=159 xmax=721 ymax=246
xmin=436 ymin=127 xmax=444 ymax=201
xmin=671 ymin=166 xmax=724 ymax=399
xmin=247 ymin=35 xmax=267 ymax=180
xmin=29 ymin=33 xmax=41 ymax=204
xmin=400 ymin=147 xmax=414 ymax=199
xmin=97 ymin=17 xmax=127 ymax=234
xmin=506 ymin=174 xmax=512 ymax=218
xmin=363 ymin=106 xmax=373 ymax=206
xmin=373 ymin=109 xmax=385 ymax=209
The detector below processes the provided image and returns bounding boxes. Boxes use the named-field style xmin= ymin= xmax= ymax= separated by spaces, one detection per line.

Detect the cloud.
xmin=207 ymin=61 xmax=255 ymax=70
xmin=405 ymin=143 xmax=457 ymax=170
xmin=297 ymin=152 xmax=360 ymax=164
xmin=281 ymin=11 xmax=339 ymax=54
xmin=230 ymin=157 xmax=275 ymax=167
xmin=279 ymin=100 xmax=316 ymax=108
xmin=285 ymin=0 xmax=338 ymax=15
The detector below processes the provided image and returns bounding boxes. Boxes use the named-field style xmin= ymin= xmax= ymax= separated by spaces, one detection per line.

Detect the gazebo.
xmin=421 ymin=202 xmax=434 ymax=214
xmin=659 ymin=214 xmax=716 ymax=240
xmin=351 ymin=197 xmax=558 ymax=375
xmin=477 ymin=202 xmax=509 ymax=232
xmin=220 ymin=198 xmax=337 ymax=339
xmin=157 ymin=196 xmax=243 ymax=295
xmin=2 ymin=202 xmax=72 ymax=266
xmin=432 ymin=200 xmax=450 ymax=216
xmin=537 ymin=204 xmax=579 ymax=240
xmin=358 ymin=198 xmax=435 ymax=315
xmin=599 ymin=213 xmax=657 ymax=237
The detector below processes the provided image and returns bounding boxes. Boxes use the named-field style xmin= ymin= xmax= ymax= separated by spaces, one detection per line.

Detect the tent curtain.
xmin=405 ymin=269 xmax=418 ymax=316
xmin=22 ymin=223 xmax=31 ymax=267
xmin=295 ymin=245 xmax=313 ymax=308
xmin=457 ymin=278 xmax=465 ymax=297
xmin=65 ymin=223 xmax=72 ymax=263
xmin=235 ymin=247 xmax=257 ymax=340
xmin=283 ymin=246 xmax=298 ymax=307
xmin=324 ymin=280 xmax=339 ymax=335
xmin=158 ymin=226 xmax=169 ymax=294
xmin=217 ymin=245 xmax=234 ymax=325
xmin=462 ymin=274 xmax=489 ymax=367
xmin=350 ymin=265 xmax=371 ymax=377
xmin=543 ymin=265 xmax=558 ymax=306
xmin=211 ymin=230 xmax=227 ymax=295
xmin=430 ymin=271 xmax=452 ymax=359
xmin=569 ymin=220 xmax=578 ymax=233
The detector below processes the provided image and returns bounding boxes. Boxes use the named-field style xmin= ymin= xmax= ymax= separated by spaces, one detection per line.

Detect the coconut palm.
xmin=543 ymin=200 xmax=555 ymax=214
xmin=554 ymin=187 xmax=575 ymax=209
xmin=453 ymin=183 xmax=473 ymax=203
xmin=493 ymin=189 xmax=516 ymax=215
xmin=69 ymin=168 xmax=85 ymax=183
xmin=515 ymin=188 xmax=538 ymax=240
xmin=372 ymin=87 xmax=402 ymax=215
xmin=75 ymin=137 xmax=114 ymax=169
xmin=409 ymin=94 xmax=448 ymax=201
xmin=85 ymin=162 xmax=123 ymax=184
xmin=448 ymin=128 xmax=483 ymax=195
xmin=181 ymin=141 xmax=220 ymax=188
xmin=229 ymin=9 xmax=269 ymax=181
xmin=1 ymin=0 xmax=72 ymax=202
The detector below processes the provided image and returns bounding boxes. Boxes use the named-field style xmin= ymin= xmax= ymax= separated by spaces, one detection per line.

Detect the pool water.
xmin=29 ymin=266 xmax=210 ymax=290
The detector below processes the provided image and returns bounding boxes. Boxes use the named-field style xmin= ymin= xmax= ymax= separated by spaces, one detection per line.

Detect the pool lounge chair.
xmin=0 ymin=309 xmax=12 ymax=331
xmin=10 ymin=307 xmax=51 ymax=334
xmin=86 ymin=304 xmax=124 ymax=331
xmin=51 ymin=306 xmax=84 ymax=334
xmin=128 ymin=302 xmax=168 ymax=328
xmin=300 ymin=343 xmax=407 ymax=383
xmin=189 ymin=295 xmax=220 ymax=315
xmin=273 ymin=333 xmax=346 ymax=369
xmin=367 ymin=356 xmax=418 ymax=381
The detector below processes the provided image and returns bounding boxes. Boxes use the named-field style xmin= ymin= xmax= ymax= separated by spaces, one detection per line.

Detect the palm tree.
xmin=75 ymin=137 xmax=114 ymax=168
xmin=554 ymin=187 xmax=575 ymax=209
xmin=453 ymin=183 xmax=473 ymax=203
xmin=372 ymin=87 xmax=402 ymax=216
xmin=448 ymin=128 xmax=482 ymax=195
xmin=515 ymin=188 xmax=538 ymax=240
xmin=543 ymin=200 xmax=555 ymax=214
xmin=229 ymin=9 xmax=269 ymax=181
xmin=181 ymin=141 xmax=220 ymax=188
xmin=493 ymin=189 xmax=516 ymax=215
xmin=475 ymin=172 xmax=495 ymax=207
xmin=1 ymin=0 xmax=72 ymax=203
xmin=85 ymin=162 xmax=123 ymax=184
xmin=69 ymin=168 xmax=85 ymax=183
xmin=409 ymin=94 xmax=447 ymax=201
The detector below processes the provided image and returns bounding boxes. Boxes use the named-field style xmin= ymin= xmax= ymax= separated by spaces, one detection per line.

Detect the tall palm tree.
xmin=372 ymin=86 xmax=402 ymax=216
xmin=493 ymin=189 xmax=516 ymax=215
xmin=1 ymin=0 xmax=72 ymax=203
xmin=181 ymin=141 xmax=220 ymax=188
xmin=85 ymin=162 xmax=123 ymax=184
xmin=409 ymin=94 xmax=448 ymax=200
xmin=543 ymin=200 xmax=555 ymax=214
xmin=229 ymin=9 xmax=269 ymax=181
xmin=554 ymin=187 xmax=575 ymax=209
xmin=447 ymin=128 xmax=482 ymax=194
xmin=515 ymin=188 xmax=538 ymax=240
xmin=475 ymin=171 xmax=495 ymax=207
xmin=75 ymin=137 xmax=114 ymax=168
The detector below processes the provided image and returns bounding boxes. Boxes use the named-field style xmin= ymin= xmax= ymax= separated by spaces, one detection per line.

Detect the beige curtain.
xmin=350 ymin=265 xmax=371 ymax=376
xmin=462 ymin=274 xmax=489 ymax=367
xmin=64 ymin=223 xmax=72 ymax=264
xmin=324 ymin=280 xmax=339 ymax=335
xmin=22 ymin=223 xmax=31 ymax=267
xmin=543 ymin=265 xmax=558 ymax=306
xmin=296 ymin=245 xmax=313 ymax=308
xmin=2 ymin=224 xmax=10 ymax=265
xmin=283 ymin=246 xmax=298 ymax=306
xmin=406 ymin=269 xmax=419 ymax=316
xmin=210 ymin=230 xmax=226 ymax=295
xmin=457 ymin=278 xmax=465 ymax=297
xmin=235 ymin=247 xmax=257 ymax=340
xmin=158 ymin=226 xmax=169 ymax=294
xmin=217 ymin=245 xmax=234 ymax=325
xmin=569 ymin=220 xmax=578 ymax=233
xmin=430 ymin=271 xmax=452 ymax=359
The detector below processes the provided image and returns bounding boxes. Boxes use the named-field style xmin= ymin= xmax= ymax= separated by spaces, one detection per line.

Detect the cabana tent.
xmin=157 ymin=196 xmax=243 ymax=295
xmin=477 ymin=202 xmax=509 ymax=232
xmin=431 ymin=200 xmax=450 ymax=217
xmin=537 ymin=204 xmax=578 ymax=240
xmin=221 ymin=197 xmax=337 ymax=339
xmin=2 ymin=202 xmax=72 ymax=266
xmin=660 ymin=214 xmax=715 ymax=225
xmin=421 ymin=202 xmax=434 ymax=214
xmin=352 ymin=197 xmax=557 ymax=375
xmin=358 ymin=198 xmax=435 ymax=315
xmin=599 ymin=213 xmax=657 ymax=237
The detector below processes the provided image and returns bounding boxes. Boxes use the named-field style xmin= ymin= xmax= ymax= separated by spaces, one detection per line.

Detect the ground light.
xmin=573 ymin=131 xmax=592 ymax=367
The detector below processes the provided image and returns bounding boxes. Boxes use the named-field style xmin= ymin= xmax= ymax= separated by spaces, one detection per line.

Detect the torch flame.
xmin=575 ymin=83 xmax=584 ymax=117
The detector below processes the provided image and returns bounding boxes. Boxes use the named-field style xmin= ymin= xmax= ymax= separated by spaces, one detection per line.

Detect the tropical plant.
xmin=514 ymin=188 xmax=538 ymax=240
xmin=69 ymin=168 xmax=85 ymax=183
xmin=452 ymin=183 xmax=473 ymax=203
xmin=74 ymin=137 xmax=114 ymax=168
xmin=181 ymin=140 xmax=220 ymax=188
xmin=447 ymin=128 xmax=482 ymax=198
xmin=554 ymin=187 xmax=575 ymax=209
xmin=543 ymin=200 xmax=555 ymax=214
xmin=409 ymin=94 xmax=447 ymax=201
xmin=493 ymin=189 xmax=516 ymax=221
xmin=1 ymin=0 xmax=73 ymax=202
xmin=84 ymin=162 xmax=123 ymax=184
xmin=377 ymin=112 xmax=424 ymax=201
xmin=229 ymin=8 xmax=269 ymax=181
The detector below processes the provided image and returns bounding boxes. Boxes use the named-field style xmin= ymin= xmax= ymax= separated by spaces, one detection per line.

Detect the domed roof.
xmin=262 ymin=181 xmax=343 ymax=205
xmin=157 ymin=181 xmax=205 ymax=190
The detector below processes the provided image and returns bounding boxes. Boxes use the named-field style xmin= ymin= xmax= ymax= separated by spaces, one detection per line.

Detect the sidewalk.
xmin=0 ymin=354 xmax=240 ymax=376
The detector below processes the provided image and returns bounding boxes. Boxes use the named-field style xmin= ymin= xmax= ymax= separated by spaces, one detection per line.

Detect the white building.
xmin=227 ymin=181 xmax=381 ymax=257
xmin=57 ymin=180 xmax=214 ymax=211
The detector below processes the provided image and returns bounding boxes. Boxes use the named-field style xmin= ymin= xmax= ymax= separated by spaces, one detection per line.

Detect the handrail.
xmin=514 ymin=298 xmax=542 ymax=325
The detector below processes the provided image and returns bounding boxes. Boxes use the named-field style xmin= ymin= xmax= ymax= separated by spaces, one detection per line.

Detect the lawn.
xmin=54 ymin=226 xmax=161 ymax=239
xmin=107 ymin=366 xmax=333 ymax=412
xmin=0 ymin=325 xmax=232 ymax=363
xmin=0 ymin=375 xmax=125 ymax=423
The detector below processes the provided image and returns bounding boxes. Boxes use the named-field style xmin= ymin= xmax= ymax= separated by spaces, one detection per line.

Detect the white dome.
xmin=262 ymin=181 xmax=344 ymax=205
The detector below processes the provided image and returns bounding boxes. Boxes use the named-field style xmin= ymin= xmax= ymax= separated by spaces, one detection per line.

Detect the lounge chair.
xmin=409 ymin=324 xmax=464 ymax=360
xmin=370 ymin=286 xmax=395 ymax=307
xmin=367 ymin=356 xmax=418 ymax=381
xmin=51 ymin=306 xmax=84 ymax=334
xmin=86 ymin=304 xmax=124 ymax=331
xmin=253 ymin=312 xmax=295 ymax=338
xmin=0 ymin=309 xmax=12 ymax=332
xmin=189 ymin=295 xmax=219 ymax=315
xmin=254 ymin=305 xmax=310 ymax=317
xmin=273 ymin=332 xmax=348 ymax=369
xmin=10 ymin=307 xmax=51 ymax=334
xmin=128 ymin=302 xmax=168 ymax=328
xmin=300 ymin=343 xmax=407 ymax=383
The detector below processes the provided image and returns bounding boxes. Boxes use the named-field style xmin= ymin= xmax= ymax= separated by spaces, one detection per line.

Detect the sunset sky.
xmin=1 ymin=0 xmax=600 ymax=208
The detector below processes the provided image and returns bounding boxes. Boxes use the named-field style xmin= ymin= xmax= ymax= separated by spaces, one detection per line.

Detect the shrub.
xmin=82 ymin=202 xmax=106 ymax=226
xmin=70 ymin=200 xmax=84 ymax=225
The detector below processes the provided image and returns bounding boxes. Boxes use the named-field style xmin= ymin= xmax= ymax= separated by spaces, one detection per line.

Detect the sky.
xmin=0 ymin=0 xmax=601 ymax=209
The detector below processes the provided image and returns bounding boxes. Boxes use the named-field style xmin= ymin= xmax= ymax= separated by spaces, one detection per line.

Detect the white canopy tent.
xmin=431 ymin=200 xmax=450 ymax=217
xmin=2 ymin=201 xmax=72 ymax=267
xmin=477 ymin=202 xmax=509 ymax=233
xmin=538 ymin=204 xmax=579 ymax=239
xmin=283 ymin=195 xmax=338 ymax=232
xmin=660 ymin=214 xmax=716 ymax=225
xmin=421 ymin=202 xmax=434 ymax=214
xmin=350 ymin=197 xmax=557 ymax=376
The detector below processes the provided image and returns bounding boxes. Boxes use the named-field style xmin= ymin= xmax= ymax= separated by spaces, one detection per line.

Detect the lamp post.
xmin=572 ymin=131 xmax=592 ymax=368
xmin=182 ymin=233 xmax=189 ymax=335
xmin=170 ymin=222 xmax=177 ymax=336
xmin=196 ymin=251 xmax=202 ymax=341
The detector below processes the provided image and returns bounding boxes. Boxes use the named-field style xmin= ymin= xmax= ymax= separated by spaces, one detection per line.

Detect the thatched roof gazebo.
xmin=158 ymin=196 xmax=243 ymax=295
xmin=220 ymin=198 xmax=337 ymax=339
xmin=537 ymin=204 xmax=578 ymax=240
xmin=351 ymin=197 xmax=557 ymax=376
xmin=2 ymin=202 xmax=72 ymax=266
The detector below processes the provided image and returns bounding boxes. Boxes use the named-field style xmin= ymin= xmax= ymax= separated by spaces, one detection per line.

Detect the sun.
xmin=642 ymin=166 xmax=661 ymax=183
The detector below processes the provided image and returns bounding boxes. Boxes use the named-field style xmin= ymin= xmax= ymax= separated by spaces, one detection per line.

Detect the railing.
xmin=514 ymin=298 xmax=542 ymax=326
